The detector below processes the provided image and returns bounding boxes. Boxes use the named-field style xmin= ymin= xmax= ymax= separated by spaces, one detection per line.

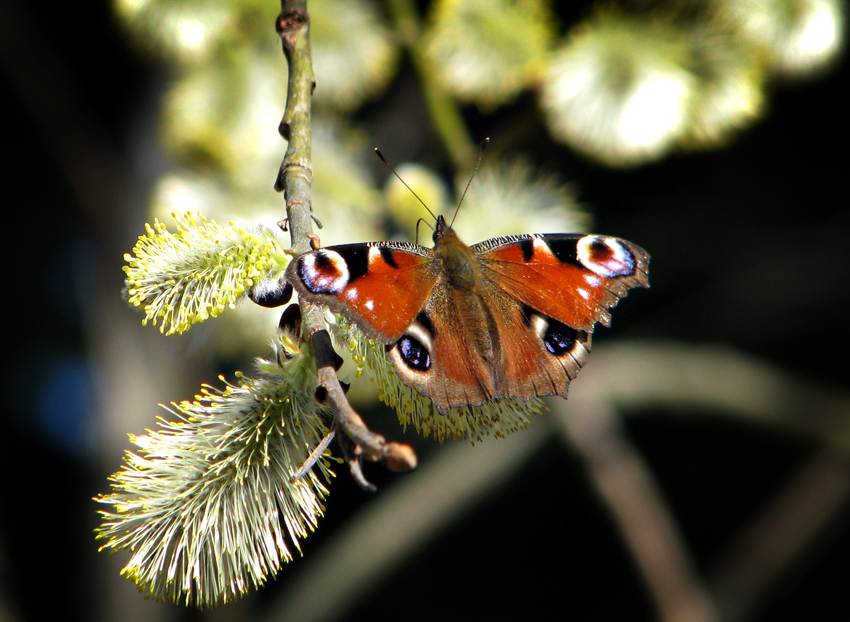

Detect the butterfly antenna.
xmin=374 ymin=148 xmax=438 ymax=222
xmin=450 ymin=137 xmax=489 ymax=228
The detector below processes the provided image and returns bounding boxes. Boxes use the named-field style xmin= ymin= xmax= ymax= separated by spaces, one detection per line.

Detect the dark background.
xmin=2 ymin=0 xmax=848 ymax=621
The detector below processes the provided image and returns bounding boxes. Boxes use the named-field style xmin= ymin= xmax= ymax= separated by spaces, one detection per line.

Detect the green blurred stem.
xmin=386 ymin=0 xmax=477 ymax=169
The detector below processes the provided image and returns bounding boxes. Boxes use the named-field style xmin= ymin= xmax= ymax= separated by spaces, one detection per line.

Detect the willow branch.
xmin=571 ymin=341 xmax=850 ymax=622
xmin=709 ymin=448 xmax=850 ymax=622
xmin=275 ymin=0 xmax=415 ymax=489
xmin=276 ymin=0 xmax=314 ymax=250
xmin=588 ymin=342 xmax=850 ymax=450
xmin=553 ymin=396 xmax=719 ymax=622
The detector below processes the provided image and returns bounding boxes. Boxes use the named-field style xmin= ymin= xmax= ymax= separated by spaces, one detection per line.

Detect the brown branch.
xmin=570 ymin=341 xmax=850 ymax=622
xmin=553 ymin=396 xmax=719 ymax=622
xmin=709 ymin=449 xmax=850 ymax=622
xmin=275 ymin=0 xmax=416 ymax=489
xmin=587 ymin=342 xmax=850 ymax=451
xmin=259 ymin=340 xmax=850 ymax=621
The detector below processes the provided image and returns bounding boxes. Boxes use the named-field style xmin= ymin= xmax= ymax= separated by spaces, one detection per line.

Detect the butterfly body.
xmin=287 ymin=216 xmax=649 ymax=413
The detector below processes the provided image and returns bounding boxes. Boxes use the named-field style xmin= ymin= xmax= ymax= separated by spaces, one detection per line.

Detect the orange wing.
xmin=287 ymin=242 xmax=440 ymax=342
xmin=473 ymin=234 xmax=649 ymax=331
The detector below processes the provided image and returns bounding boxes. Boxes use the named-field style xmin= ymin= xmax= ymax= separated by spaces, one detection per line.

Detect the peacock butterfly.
xmin=285 ymin=213 xmax=649 ymax=414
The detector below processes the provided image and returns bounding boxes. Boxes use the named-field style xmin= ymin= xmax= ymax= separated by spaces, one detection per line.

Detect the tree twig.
xmin=567 ymin=341 xmax=850 ymax=622
xmin=709 ymin=448 xmax=850 ymax=622
xmin=553 ymin=395 xmax=719 ymax=622
xmin=275 ymin=0 xmax=416 ymax=489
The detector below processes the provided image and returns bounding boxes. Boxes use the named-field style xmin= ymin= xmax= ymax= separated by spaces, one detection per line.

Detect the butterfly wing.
xmin=390 ymin=232 xmax=647 ymax=412
xmin=288 ymin=231 xmax=648 ymax=415
xmin=472 ymin=233 xmax=650 ymax=331
xmin=286 ymin=242 xmax=441 ymax=342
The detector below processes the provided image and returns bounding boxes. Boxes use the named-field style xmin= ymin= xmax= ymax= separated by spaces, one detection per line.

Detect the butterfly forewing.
xmin=287 ymin=241 xmax=441 ymax=342
xmin=472 ymin=234 xmax=649 ymax=331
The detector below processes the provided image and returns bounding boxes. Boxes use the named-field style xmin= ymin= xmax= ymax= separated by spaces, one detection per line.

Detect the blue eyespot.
xmin=543 ymin=321 xmax=577 ymax=356
xmin=398 ymin=335 xmax=431 ymax=371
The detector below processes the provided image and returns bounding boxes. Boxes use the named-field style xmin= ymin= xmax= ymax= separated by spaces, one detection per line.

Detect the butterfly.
xmin=285 ymin=212 xmax=649 ymax=414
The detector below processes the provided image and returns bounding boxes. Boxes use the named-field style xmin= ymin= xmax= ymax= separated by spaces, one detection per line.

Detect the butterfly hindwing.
xmin=385 ymin=274 xmax=594 ymax=413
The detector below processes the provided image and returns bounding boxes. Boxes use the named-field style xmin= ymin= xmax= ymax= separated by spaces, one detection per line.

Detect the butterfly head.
xmin=432 ymin=213 xmax=467 ymax=249
xmin=432 ymin=215 xmax=450 ymax=243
